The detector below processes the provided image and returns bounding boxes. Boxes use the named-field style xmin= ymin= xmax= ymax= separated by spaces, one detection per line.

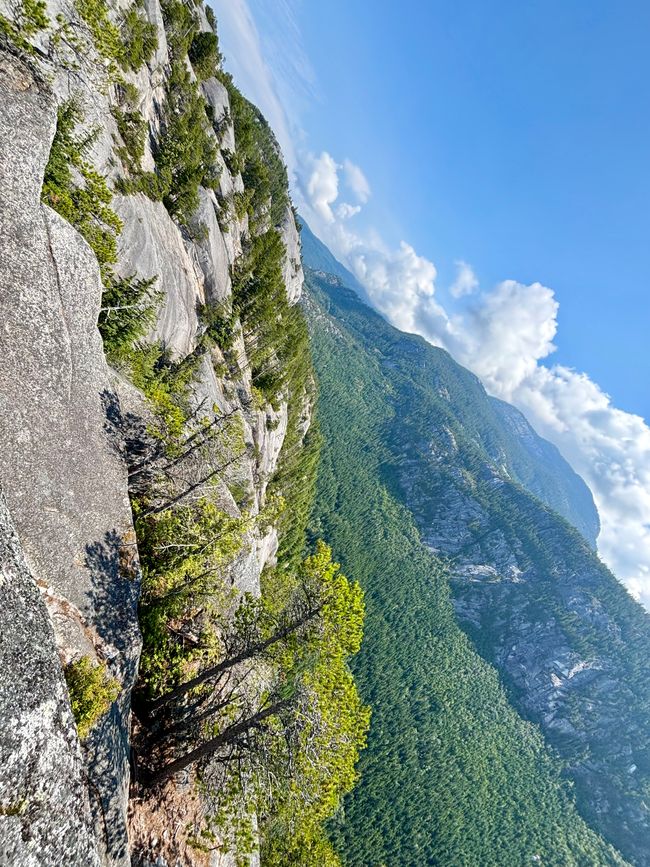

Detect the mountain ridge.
xmin=299 ymin=218 xmax=600 ymax=547
xmin=302 ymin=230 xmax=650 ymax=865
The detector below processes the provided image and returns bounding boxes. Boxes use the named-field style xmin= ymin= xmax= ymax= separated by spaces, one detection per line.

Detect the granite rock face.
xmin=114 ymin=193 xmax=202 ymax=358
xmin=0 ymin=489 xmax=100 ymax=867
xmin=0 ymin=0 xmax=305 ymax=858
xmin=0 ymin=52 xmax=139 ymax=866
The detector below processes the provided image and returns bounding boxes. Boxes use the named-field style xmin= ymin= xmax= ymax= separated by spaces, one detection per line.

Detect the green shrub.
xmin=128 ymin=342 xmax=200 ymax=443
xmin=160 ymin=0 xmax=197 ymax=57
xmin=99 ymin=274 xmax=160 ymax=363
xmin=65 ymin=656 xmax=120 ymax=739
xmin=199 ymin=301 xmax=236 ymax=352
xmin=0 ymin=0 xmax=49 ymax=53
xmin=120 ymin=5 xmax=158 ymax=71
xmin=188 ymin=30 xmax=220 ymax=80
xmin=112 ymin=103 xmax=148 ymax=171
xmin=151 ymin=59 xmax=220 ymax=224
xmin=42 ymin=100 xmax=122 ymax=281
xmin=74 ymin=0 xmax=123 ymax=68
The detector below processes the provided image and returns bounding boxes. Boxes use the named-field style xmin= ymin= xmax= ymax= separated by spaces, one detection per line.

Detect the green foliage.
xmin=112 ymin=102 xmax=147 ymax=171
xmin=160 ymin=0 xmax=197 ymax=57
xmin=198 ymin=301 xmax=236 ymax=353
xmin=143 ymin=57 xmax=219 ymax=224
xmin=42 ymin=100 xmax=122 ymax=282
xmin=216 ymin=71 xmax=289 ymax=228
xmin=120 ymin=4 xmax=158 ymax=71
xmin=65 ymin=656 xmax=120 ymax=739
xmin=74 ymin=0 xmax=123 ymax=68
xmin=136 ymin=497 xmax=247 ymax=695
xmin=128 ymin=342 xmax=200 ymax=443
xmin=260 ymin=543 xmax=369 ymax=866
xmin=188 ymin=30 xmax=220 ymax=80
xmin=306 ymin=271 xmax=629 ymax=866
xmin=98 ymin=274 xmax=160 ymax=363
xmin=0 ymin=0 xmax=49 ymax=53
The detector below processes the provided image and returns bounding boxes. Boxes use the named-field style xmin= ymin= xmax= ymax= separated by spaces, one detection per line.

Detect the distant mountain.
xmin=299 ymin=217 xmax=600 ymax=548
xmin=297 ymin=216 xmax=371 ymax=303
xmin=304 ymin=252 xmax=650 ymax=865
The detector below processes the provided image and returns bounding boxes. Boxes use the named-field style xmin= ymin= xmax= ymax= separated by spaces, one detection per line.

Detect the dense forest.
xmin=303 ymin=261 xmax=647 ymax=865
xmin=303 ymin=232 xmax=650 ymax=863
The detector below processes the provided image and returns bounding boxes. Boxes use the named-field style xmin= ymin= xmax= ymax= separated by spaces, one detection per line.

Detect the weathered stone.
xmin=279 ymin=206 xmax=304 ymax=303
xmin=0 ymin=52 xmax=139 ymax=866
xmin=189 ymin=187 xmax=232 ymax=304
xmin=0 ymin=489 xmax=101 ymax=867
xmin=114 ymin=194 xmax=202 ymax=358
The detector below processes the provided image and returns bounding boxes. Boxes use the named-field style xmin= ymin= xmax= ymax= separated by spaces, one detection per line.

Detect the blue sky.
xmin=211 ymin=0 xmax=650 ymax=603
xmin=236 ymin=0 xmax=650 ymax=419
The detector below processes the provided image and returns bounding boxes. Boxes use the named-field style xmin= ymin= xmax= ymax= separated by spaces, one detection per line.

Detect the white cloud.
xmin=305 ymin=152 xmax=340 ymax=223
xmin=458 ymin=280 xmax=558 ymax=397
xmin=336 ymin=203 xmax=362 ymax=220
xmin=450 ymin=260 xmax=479 ymax=298
xmin=213 ymin=2 xmax=650 ymax=609
xmin=343 ymin=159 xmax=371 ymax=203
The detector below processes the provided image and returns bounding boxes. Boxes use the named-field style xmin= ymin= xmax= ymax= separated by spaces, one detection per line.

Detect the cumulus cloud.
xmin=213 ymin=3 xmax=650 ymax=609
xmin=343 ymin=159 xmax=371 ymax=203
xmin=297 ymin=150 xmax=650 ymax=608
xmin=306 ymin=152 xmax=340 ymax=223
xmin=459 ymin=280 xmax=558 ymax=397
xmin=450 ymin=260 xmax=479 ymax=298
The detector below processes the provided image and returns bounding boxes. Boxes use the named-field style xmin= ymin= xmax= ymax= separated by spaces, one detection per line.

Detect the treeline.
xmin=306 ymin=266 xmax=650 ymax=865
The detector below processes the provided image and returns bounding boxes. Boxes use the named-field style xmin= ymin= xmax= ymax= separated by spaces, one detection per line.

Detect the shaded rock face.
xmin=0 ymin=489 xmax=100 ymax=867
xmin=0 ymin=53 xmax=139 ymax=865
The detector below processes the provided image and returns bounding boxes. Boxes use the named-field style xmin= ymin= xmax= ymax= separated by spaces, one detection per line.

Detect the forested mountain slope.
xmin=304 ymin=246 xmax=650 ymax=865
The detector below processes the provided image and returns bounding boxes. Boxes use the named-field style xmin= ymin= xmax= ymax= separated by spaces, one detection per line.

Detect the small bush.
xmin=65 ymin=656 xmax=120 ymax=739
xmin=199 ymin=301 xmax=236 ymax=352
xmin=74 ymin=0 xmax=123 ymax=68
xmin=120 ymin=5 xmax=158 ymax=71
xmin=42 ymin=100 xmax=122 ymax=281
xmin=0 ymin=0 xmax=49 ymax=53
xmin=161 ymin=0 xmax=197 ymax=58
xmin=112 ymin=104 xmax=148 ymax=171
xmin=188 ymin=30 xmax=220 ymax=80
xmin=128 ymin=342 xmax=200 ymax=443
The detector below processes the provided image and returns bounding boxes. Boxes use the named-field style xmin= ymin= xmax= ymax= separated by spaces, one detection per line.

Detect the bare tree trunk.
xmin=148 ymin=605 xmax=322 ymax=713
xmin=142 ymin=699 xmax=291 ymax=786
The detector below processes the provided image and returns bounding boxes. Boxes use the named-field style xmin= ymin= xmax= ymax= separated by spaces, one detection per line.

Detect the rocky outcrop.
xmin=0 ymin=0 xmax=306 ymax=857
xmin=0 ymin=489 xmax=100 ymax=867
xmin=0 ymin=51 xmax=139 ymax=865
xmin=114 ymin=194 xmax=201 ymax=358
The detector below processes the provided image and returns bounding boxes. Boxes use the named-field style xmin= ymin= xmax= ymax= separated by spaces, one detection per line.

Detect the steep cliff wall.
xmin=0 ymin=0 xmax=312 ymax=862
xmin=0 ymin=49 xmax=139 ymax=865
